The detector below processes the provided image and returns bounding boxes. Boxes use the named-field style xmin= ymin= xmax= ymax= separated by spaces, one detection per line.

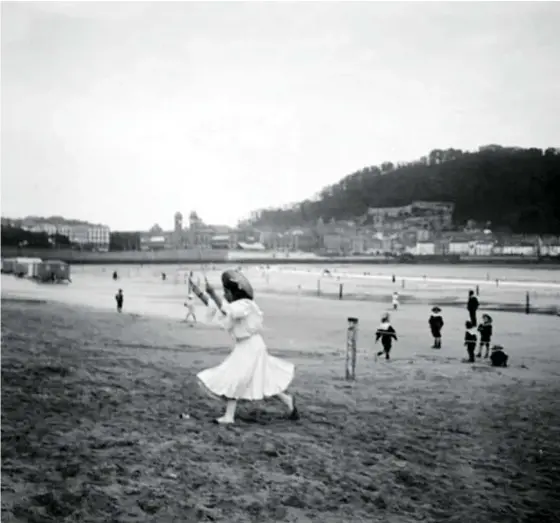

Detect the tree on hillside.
xmin=248 ymin=146 xmax=560 ymax=234
xmin=0 ymin=226 xmax=70 ymax=248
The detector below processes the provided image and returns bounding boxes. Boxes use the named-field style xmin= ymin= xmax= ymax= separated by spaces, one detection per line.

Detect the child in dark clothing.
xmin=115 ymin=289 xmax=124 ymax=313
xmin=490 ymin=345 xmax=509 ymax=367
xmin=477 ymin=314 xmax=493 ymax=358
xmin=429 ymin=306 xmax=444 ymax=349
xmin=464 ymin=320 xmax=477 ymax=363
xmin=375 ymin=314 xmax=398 ymax=360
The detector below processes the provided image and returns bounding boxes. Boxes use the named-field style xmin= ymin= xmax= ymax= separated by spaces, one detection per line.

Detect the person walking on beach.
xmin=464 ymin=321 xmax=477 ymax=363
xmin=477 ymin=314 xmax=493 ymax=359
xmin=375 ymin=313 xmax=398 ymax=361
xmin=115 ymin=289 xmax=124 ymax=313
xmin=429 ymin=306 xmax=444 ymax=349
xmin=112 ymin=270 xmax=118 ymax=281
xmin=392 ymin=291 xmax=400 ymax=311
xmin=184 ymin=294 xmax=197 ymax=325
xmin=196 ymin=270 xmax=299 ymax=425
xmin=467 ymin=290 xmax=479 ymax=326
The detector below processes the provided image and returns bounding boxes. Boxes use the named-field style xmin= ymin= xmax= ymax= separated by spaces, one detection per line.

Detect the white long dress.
xmin=197 ymin=298 xmax=295 ymax=400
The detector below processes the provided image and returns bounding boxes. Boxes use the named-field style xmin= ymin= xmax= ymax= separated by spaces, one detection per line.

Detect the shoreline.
xmin=3 ymin=248 xmax=560 ymax=268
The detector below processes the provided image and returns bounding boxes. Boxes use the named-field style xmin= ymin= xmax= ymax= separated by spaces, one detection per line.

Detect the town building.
xmin=364 ymin=201 xmax=455 ymax=233
xmin=17 ymin=218 xmax=111 ymax=251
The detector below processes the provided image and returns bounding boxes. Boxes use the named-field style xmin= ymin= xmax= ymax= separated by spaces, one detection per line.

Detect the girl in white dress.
xmin=197 ymin=270 xmax=299 ymax=425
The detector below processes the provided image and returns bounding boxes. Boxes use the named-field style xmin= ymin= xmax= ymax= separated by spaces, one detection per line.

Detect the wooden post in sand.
xmin=339 ymin=283 xmax=344 ymax=300
xmin=346 ymin=317 xmax=358 ymax=380
xmin=525 ymin=291 xmax=530 ymax=314
xmin=317 ymin=279 xmax=321 ymax=297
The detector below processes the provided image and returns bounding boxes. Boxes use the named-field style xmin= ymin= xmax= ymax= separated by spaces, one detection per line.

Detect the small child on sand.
xmin=115 ymin=289 xmax=124 ymax=313
xmin=477 ymin=314 xmax=493 ymax=359
xmin=184 ymin=294 xmax=197 ymax=324
xmin=428 ymin=306 xmax=444 ymax=349
xmin=392 ymin=291 xmax=399 ymax=310
xmin=464 ymin=321 xmax=477 ymax=363
xmin=375 ymin=313 xmax=398 ymax=361
xmin=490 ymin=344 xmax=509 ymax=367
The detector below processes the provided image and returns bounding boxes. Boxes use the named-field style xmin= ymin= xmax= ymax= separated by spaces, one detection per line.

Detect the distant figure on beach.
xmin=464 ymin=321 xmax=477 ymax=363
xmin=392 ymin=291 xmax=399 ymax=310
xmin=429 ymin=306 xmax=444 ymax=349
xmin=115 ymin=289 xmax=124 ymax=313
xmin=490 ymin=345 xmax=508 ymax=367
xmin=196 ymin=270 xmax=299 ymax=425
xmin=392 ymin=274 xmax=396 ymax=283
xmin=467 ymin=290 xmax=479 ymax=325
xmin=112 ymin=270 xmax=118 ymax=281
xmin=184 ymin=294 xmax=197 ymax=324
xmin=375 ymin=313 xmax=398 ymax=361
xmin=477 ymin=314 xmax=493 ymax=359
xmin=162 ymin=272 xmax=167 ymax=281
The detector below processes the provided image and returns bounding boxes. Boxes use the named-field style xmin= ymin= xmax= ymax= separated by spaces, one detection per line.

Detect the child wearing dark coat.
xmin=490 ymin=345 xmax=509 ymax=367
xmin=464 ymin=321 xmax=477 ymax=363
xmin=375 ymin=314 xmax=398 ymax=360
xmin=477 ymin=314 xmax=493 ymax=358
xmin=429 ymin=306 xmax=444 ymax=349
xmin=115 ymin=289 xmax=124 ymax=313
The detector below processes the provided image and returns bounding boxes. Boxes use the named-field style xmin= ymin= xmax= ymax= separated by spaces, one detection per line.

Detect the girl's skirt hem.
xmin=195 ymin=334 xmax=295 ymax=401
xmin=196 ymin=375 xmax=292 ymax=402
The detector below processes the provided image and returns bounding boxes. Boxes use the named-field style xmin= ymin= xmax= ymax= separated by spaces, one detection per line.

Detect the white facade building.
xmin=24 ymin=222 xmax=110 ymax=251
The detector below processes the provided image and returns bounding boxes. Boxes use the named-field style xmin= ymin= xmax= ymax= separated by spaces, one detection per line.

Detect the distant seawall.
xmin=2 ymin=246 xmax=560 ymax=267
xmin=0 ymin=247 xmax=228 ymax=264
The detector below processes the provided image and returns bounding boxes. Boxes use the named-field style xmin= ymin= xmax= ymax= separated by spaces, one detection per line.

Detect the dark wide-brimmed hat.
xmin=431 ymin=306 xmax=442 ymax=313
xmin=221 ymin=269 xmax=254 ymax=300
xmin=482 ymin=313 xmax=493 ymax=323
xmin=491 ymin=344 xmax=504 ymax=351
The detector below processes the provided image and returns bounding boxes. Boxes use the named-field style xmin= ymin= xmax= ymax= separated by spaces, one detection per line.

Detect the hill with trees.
xmin=1 ymin=226 xmax=71 ymax=249
xmin=248 ymin=146 xmax=560 ymax=234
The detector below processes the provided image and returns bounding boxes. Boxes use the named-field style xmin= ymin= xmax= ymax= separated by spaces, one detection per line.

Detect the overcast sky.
xmin=2 ymin=1 xmax=559 ymax=230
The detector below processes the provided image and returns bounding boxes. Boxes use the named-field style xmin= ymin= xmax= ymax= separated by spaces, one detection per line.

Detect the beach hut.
xmin=13 ymin=257 xmax=43 ymax=278
xmin=35 ymin=260 xmax=71 ymax=282
xmin=1 ymin=258 xmax=17 ymax=274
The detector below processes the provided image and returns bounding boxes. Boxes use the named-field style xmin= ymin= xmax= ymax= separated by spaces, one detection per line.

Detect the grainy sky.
xmin=2 ymin=1 xmax=559 ymax=230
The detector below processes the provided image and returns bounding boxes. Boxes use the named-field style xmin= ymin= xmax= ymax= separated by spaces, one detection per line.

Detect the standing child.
xmin=477 ymin=314 xmax=493 ymax=358
xmin=184 ymin=293 xmax=197 ymax=324
xmin=464 ymin=321 xmax=477 ymax=363
xmin=429 ymin=306 xmax=444 ymax=349
xmin=115 ymin=289 xmax=124 ymax=313
xmin=375 ymin=313 xmax=398 ymax=360
xmin=392 ymin=291 xmax=399 ymax=311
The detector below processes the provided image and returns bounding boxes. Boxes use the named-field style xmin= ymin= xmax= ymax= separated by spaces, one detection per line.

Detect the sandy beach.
xmin=2 ymin=265 xmax=560 ymax=522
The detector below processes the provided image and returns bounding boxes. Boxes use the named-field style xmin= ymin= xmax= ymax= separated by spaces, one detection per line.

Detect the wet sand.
xmin=2 ymin=288 xmax=560 ymax=522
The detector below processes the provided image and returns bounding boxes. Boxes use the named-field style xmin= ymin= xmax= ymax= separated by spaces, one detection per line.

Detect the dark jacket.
xmin=477 ymin=323 xmax=493 ymax=343
xmin=490 ymin=349 xmax=508 ymax=367
xmin=429 ymin=314 xmax=444 ymax=336
xmin=464 ymin=328 xmax=477 ymax=346
xmin=467 ymin=296 xmax=479 ymax=312
xmin=376 ymin=323 xmax=398 ymax=349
